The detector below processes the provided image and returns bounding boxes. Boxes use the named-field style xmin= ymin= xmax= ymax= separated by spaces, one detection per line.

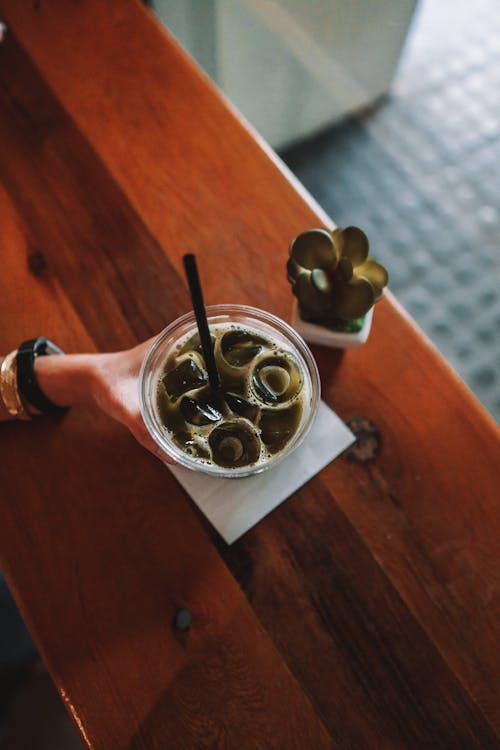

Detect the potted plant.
xmin=287 ymin=226 xmax=388 ymax=348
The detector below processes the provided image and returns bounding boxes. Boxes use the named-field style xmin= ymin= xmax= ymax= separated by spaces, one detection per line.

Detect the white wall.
xmin=153 ymin=0 xmax=417 ymax=149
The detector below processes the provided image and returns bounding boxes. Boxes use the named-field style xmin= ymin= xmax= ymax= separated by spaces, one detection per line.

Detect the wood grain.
xmin=0 ymin=191 xmax=334 ymax=749
xmin=220 ymin=481 xmax=499 ymax=748
xmin=0 ymin=25 xmax=334 ymax=750
xmin=0 ymin=0 xmax=327 ymax=319
xmin=0 ymin=1 xmax=499 ymax=748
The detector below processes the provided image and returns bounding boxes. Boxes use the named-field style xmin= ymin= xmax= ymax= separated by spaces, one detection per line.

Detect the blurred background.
xmin=152 ymin=0 xmax=500 ymax=424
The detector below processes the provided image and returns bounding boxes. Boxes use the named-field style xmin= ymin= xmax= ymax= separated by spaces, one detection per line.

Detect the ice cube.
xmin=209 ymin=420 xmax=261 ymax=468
xmin=180 ymin=395 xmax=222 ymax=426
xmin=162 ymin=354 xmax=207 ymax=401
xmin=252 ymin=355 xmax=302 ymax=404
xmin=259 ymin=401 xmax=303 ymax=454
xmin=220 ymin=329 xmax=269 ymax=367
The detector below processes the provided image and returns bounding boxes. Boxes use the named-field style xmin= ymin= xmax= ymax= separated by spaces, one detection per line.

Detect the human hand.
xmin=91 ymin=339 xmax=174 ymax=461
xmin=31 ymin=338 xmax=173 ymax=462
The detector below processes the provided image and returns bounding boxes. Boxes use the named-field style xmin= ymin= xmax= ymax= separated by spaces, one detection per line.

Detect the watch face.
xmin=40 ymin=338 xmax=64 ymax=357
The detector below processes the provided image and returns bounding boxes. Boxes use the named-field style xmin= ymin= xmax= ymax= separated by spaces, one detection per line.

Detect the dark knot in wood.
xmin=27 ymin=250 xmax=48 ymax=277
xmin=344 ymin=416 xmax=381 ymax=463
xmin=173 ymin=609 xmax=192 ymax=632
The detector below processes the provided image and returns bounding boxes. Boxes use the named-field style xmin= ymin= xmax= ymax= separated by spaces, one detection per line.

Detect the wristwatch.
xmin=16 ymin=337 xmax=69 ymax=415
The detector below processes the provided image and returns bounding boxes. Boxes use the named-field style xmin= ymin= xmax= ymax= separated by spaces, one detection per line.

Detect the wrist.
xmin=34 ymin=353 xmax=101 ymax=409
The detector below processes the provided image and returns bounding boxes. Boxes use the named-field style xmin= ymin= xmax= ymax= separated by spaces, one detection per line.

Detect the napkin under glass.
xmin=168 ymin=400 xmax=354 ymax=544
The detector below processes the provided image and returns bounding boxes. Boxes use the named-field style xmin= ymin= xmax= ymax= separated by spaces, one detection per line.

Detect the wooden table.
xmin=1 ymin=2 xmax=499 ymax=748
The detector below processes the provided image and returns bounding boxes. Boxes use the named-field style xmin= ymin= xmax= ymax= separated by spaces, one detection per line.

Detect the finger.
xmin=154 ymin=447 xmax=177 ymax=465
xmin=132 ymin=426 xmax=176 ymax=465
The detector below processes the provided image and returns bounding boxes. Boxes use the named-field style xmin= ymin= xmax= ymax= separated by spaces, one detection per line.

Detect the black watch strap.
xmin=16 ymin=338 xmax=69 ymax=415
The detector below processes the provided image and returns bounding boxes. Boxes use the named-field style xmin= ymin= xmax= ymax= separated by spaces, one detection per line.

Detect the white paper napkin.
xmin=168 ymin=400 xmax=354 ymax=544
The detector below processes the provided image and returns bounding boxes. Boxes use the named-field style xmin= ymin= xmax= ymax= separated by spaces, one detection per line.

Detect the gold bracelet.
xmin=0 ymin=351 xmax=31 ymax=420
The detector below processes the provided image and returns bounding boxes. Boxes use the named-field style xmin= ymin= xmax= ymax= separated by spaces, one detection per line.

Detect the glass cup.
xmin=139 ymin=304 xmax=320 ymax=478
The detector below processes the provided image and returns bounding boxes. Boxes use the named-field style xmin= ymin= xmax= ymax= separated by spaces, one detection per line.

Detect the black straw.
xmin=183 ymin=254 xmax=221 ymax=397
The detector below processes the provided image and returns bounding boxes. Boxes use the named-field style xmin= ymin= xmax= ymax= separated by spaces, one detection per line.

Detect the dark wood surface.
xmin=0 ymin=1 xmax=499 ymax=748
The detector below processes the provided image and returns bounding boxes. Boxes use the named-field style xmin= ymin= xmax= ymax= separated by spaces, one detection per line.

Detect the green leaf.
xmin=356 ymin=257 xmax=389 ymax=300
xmin=286 ymin=256 xmax=302 ymax=283
xmin=333 ymin=276 xmax=374 ymax=320
xmin=341 ymin=226 xmax=369 ymax=267
xmin=311 ymin=268 xmax=333 ymax=293
xmin=337 ymin=257 xmax=353 ymax=281
xmin=290 ymin=229 xmax=337 ymax=270
xmin=295 ymin=273 xmax=332 ymax=318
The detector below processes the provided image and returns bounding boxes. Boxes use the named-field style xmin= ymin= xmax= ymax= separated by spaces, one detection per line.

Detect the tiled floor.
xmin=282 ymin=0 xmax=500 ymax=423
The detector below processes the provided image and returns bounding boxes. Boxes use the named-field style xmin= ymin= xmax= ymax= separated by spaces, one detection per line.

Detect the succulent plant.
xmin=287 ymin=227 xmax=388 ymax=325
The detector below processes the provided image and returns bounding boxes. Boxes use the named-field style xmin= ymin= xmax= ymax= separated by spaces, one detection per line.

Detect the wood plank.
xmin=316 ymin=299 xmax=500 ymax=733
xmin=0 ymin=38 xmax=335 ymax=750
xmin=0 ymin=0 xmax=328 ymax=319
xmin=0 ymin=184 xmax=93 ymax=355
xmin=0 ymin=437 xmax=334 ymax=749
xmin=0 ymin=33 xmax=188 ymax=351
xmin=219 ymin=481 xmax=499 ymax=748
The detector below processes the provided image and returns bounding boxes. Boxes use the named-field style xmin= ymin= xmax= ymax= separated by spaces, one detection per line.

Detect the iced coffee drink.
xmin=140 ymin=305 xmax=320 ymax=477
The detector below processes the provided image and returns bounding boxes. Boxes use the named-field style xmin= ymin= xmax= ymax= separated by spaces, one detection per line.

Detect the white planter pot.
xmin=291 ymin=301 xmax=373 ymax=349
